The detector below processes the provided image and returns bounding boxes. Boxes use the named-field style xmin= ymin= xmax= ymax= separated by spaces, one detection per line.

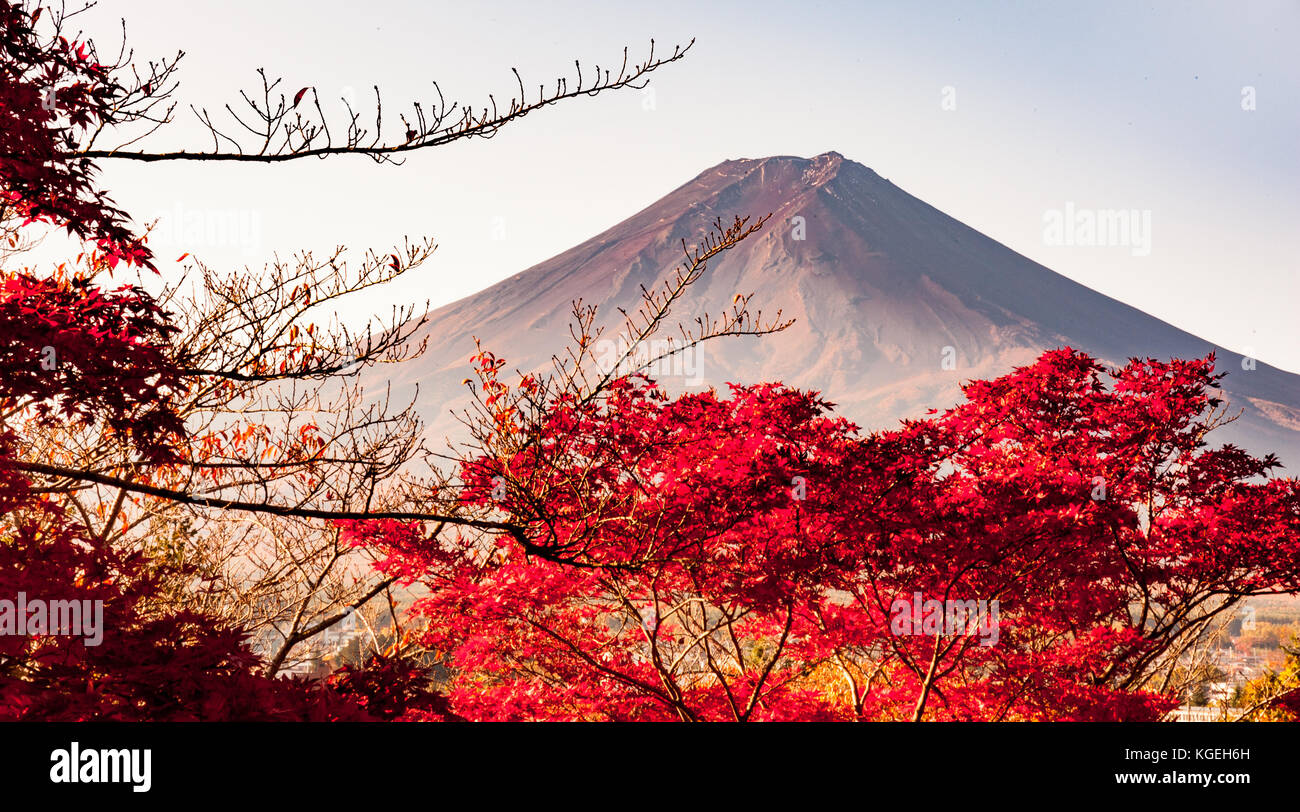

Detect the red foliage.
xmin=326 ymin=654 xmax=463 ymax=721
xmin=0 ymin=449 xmax=375 ymax=720
xmin=0 ymin=264 xmax=399 ymax=717
xmin=352 ymin=351 xmax=1300 ymax=721
xmin=0 ymin=2 xmax=433 ymax=719
xmin=0 ymin=2 xmax=149 ymax=267
xmin=0 ymin=272 xmax=185 ymax=460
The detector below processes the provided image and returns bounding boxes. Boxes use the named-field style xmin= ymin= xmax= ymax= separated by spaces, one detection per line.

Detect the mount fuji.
xmin=382 ymin=152 xmax=1300 ymax=466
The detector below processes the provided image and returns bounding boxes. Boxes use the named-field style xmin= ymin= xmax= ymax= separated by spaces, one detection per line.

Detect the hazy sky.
xmin=68 ymin=0 xmax=1299 ymax=371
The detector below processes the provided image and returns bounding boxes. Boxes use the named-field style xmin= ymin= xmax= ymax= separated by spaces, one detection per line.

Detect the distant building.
xmin=1169 ymin=706 xmax=1242 ymax=722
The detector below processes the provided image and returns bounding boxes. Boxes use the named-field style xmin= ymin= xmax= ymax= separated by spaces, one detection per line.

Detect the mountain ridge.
xmin=380 ymin=152 xmax=1300 ymax=467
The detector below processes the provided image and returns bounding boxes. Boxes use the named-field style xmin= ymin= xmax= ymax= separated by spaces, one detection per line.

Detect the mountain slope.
xmin=383 ymin=152 xmax=1300 ymax=466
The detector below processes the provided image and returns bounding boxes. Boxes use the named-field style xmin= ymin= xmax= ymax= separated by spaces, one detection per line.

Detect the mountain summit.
xmin=389 ymin=152 xmax=1300 ymax=462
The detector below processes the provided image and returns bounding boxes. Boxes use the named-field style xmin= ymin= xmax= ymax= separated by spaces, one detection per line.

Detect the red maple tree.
xmin=350 ymin=349 xmax=1300 ymax=721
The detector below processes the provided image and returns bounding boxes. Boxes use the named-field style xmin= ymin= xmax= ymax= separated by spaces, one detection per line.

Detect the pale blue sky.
xmin=69 ymin=0 xmax=1300 ymax=370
